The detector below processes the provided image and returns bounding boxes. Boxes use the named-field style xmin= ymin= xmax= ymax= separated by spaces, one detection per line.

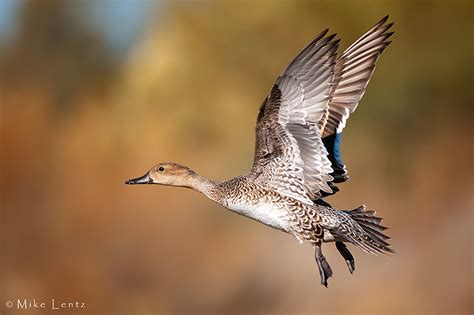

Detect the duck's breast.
xmin=223 ymin=198 xmax=291 ymax=232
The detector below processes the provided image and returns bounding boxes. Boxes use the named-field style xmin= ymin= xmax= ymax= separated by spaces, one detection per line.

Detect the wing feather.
xmin=250 ymin=17 xmax=394 ymax=202
xmin=318 ymin=16 xmax=394 ymax=189
xmin=321 ymin=16 xmax=394 ymax=137
xmin=250 ymin=32 xmax=340 ymax=202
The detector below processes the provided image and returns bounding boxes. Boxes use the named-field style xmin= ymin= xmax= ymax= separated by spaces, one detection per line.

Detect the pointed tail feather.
xmin=345 ymin=205 xmax=394 ymax=255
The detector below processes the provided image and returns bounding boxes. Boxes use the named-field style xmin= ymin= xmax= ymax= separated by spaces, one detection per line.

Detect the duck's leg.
xmin=336 ymin=241 xmax=355 ymax=274
xmin=315 ymin=240 xmax=333 ymax=287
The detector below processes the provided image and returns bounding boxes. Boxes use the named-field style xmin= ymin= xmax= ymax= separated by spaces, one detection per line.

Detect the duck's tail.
xmin=344 ymin=205 xmax=394 ymax=255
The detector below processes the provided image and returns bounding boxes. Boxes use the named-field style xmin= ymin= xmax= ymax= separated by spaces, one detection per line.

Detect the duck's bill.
xmin=125 ymin=173 xmax=152 ymax=185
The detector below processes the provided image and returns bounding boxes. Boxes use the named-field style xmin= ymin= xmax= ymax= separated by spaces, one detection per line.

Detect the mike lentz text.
xmin=7 ymin=298 xmax=86 ymax=311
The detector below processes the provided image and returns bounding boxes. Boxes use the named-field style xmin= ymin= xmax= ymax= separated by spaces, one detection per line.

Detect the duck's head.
xmin=125 ymin=162 xmax=196 ymax=187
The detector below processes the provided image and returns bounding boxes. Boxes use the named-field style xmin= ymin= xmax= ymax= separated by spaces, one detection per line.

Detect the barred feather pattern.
xmin=250 ymin=84 xmax=335 ymax=203
xmin=320 ymin=15 xmax=394 ymax=138
xmin=316 ymin=205 xmax=393 ymax=254
xmin=250 ymin=31 xmax=340 ymax=202
xmin=211 ymin=177 xmax=392 ymax=254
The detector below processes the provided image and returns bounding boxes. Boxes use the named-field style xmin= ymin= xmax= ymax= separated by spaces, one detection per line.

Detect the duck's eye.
xmin=158 ymin=167 xmax=165 ymax=172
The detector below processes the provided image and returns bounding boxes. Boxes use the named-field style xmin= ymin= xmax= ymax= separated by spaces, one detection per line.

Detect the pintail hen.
xmin=127 ymin=16 xmax=394 ymax=287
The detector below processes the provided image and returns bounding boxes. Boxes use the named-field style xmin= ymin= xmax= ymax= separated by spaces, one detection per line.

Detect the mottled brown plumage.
xmin=127 ymin=16 xmax=395 ymax=287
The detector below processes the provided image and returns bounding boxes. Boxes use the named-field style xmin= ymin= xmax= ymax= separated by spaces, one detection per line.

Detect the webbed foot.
xmin=315 ymin=242 xmax=333 ymax=287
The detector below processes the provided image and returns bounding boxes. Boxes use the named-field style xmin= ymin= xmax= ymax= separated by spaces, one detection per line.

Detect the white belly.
xmin=224 ymin=200 xmax=290 ymax=232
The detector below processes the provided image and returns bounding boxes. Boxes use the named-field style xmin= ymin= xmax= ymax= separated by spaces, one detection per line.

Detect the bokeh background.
xmin=1 ymin=1 xmax=472 ymax=314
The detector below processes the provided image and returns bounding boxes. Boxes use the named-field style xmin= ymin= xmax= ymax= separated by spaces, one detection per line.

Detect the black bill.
xmin=125 ymin=173 xmax=152 ymax=185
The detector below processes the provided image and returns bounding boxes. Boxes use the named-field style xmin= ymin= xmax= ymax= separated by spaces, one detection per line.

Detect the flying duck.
xmin=126 ymin=16 xmax=394 ymax=287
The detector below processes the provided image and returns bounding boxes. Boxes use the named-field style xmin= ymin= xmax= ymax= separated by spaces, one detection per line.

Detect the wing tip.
xmin=374 ymin=15 xmax=395 ymax=33
xmin=326 ymin=33 xmax=338 ymax=43
xmin=315 ymin=28 xmax=330 ymax=42
xmin=380 ymin=15 xmax=389 ymax=24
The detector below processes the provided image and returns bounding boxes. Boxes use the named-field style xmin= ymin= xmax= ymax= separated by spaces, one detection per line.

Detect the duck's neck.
xmin=185 ymin=173 xmax=220 ymax=201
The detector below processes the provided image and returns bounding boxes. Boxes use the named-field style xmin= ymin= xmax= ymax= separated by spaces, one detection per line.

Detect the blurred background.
xmin=1 ymin=1 xmax=472 ymax=314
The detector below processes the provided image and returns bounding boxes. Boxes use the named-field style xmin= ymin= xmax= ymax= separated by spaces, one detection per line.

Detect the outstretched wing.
xmin=250 ymin=31 xmax=340 ymax=203
xmin=319 ymin=16 xmax=394 ymax=186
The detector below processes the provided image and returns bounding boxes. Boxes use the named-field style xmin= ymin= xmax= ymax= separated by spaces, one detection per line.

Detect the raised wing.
xmin=319 ymin=16 xmax=394 ymax=185
xmin=250 ymin=31 xmax=340 ymax=203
